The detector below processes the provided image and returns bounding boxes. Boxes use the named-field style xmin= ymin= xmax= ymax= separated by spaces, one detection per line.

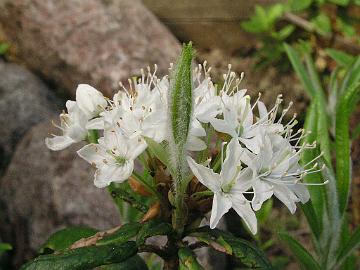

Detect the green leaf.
xmin=0 ymin=243 xmax=12 ymax=252
xmin=170 ymin=42 xmax=193 ymax=147
xmin=325 ymin=49 xmax=355 ymax=68
xmin=97 ymin=223 xmax=142 ymax=246
xmin=100 ymin=255 xmax=148 ymax=270
xmin=278 ymin=233 xmax=321 ymax=270
xmin=271 ymin=25 xmax=295 ymax=40
xmin=336 ymin=82 xmax=360 ymax=213
xmin=268 ymin=4 xmax=285 ymax=24
xmin=144 ymin=137 xmax=170 ymax=169
xmin=20 ymin=241 xmax=138 ymax=270
xmin=178 ymin=247 xmax=204 ymax=270
xmin=290 ymin=0 xmax=313 ymax=11
xmin=136 ymin=220 xmax=172 ymax=246
xmin=40 ymin=227 xmax=98 ymax=253
xmin=303 ymin=51 xmax=332 ymax=164
xmin=0 ymin=42 xmax=10 ymax=55
xmin=328 ymin=0 xmax=350 ymax=6
xmin=340 ymin=56 xmax=360 ymax=97
xmin=336 ymin=226 xmax=360 ymax=268
xmin=301 ymin=101 xmax=325 ymax=223
xmin=312 ymin=13 xmax=332 ymax=36
xmin=190 ymin=227 xmax=273 ymax=269
xmin=256 ymin=199 xmax=273 ymax=225
xmin=284 ymin=43 xmax=315 ymax=99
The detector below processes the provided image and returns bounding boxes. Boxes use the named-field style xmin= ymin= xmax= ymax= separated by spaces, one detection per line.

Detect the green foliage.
xmin=190 ymin=227 xmax=273 ymax=269
xmin=325 ymin=49 xmax=355 ymax=67
xmin=20 ymin=242 xmax=138 ymax=270
xmin=40 ymin=227 xmax=98 ymax=253
xmin=278 ymin=233 xmax=321 ymax=270
xmin=0 ymin=243 xmax=11 ymax=254
xmin=97 ymin=223 xmax=142 ymax=246
xmin=0 ymin=42 xmax=10 ymax=56
xmin=284 ymin=43 xmax=360 ymax=269
xmin=170 ymin=42 xmax=193 ymax=148
xmin=178 ymin=248 xmax=204 ymax=270
xmin=100 ymin=255 xmax=148 ymax=270
xmin=136 ymin=220 xmax=172 ymax=246
xmin=242 ymin=0 xmax=359 ymax=70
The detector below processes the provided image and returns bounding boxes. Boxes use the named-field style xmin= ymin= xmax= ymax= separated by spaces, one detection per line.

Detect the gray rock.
xmin=0 ymin=120 xmax=120 ymax=266
xmin=0 ymin=60 xmax=60 ymax=174
xmin=0 ymin=0 xmax=181 ymax=97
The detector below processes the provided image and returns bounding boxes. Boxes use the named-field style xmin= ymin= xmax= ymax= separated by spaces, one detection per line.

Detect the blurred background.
xmin=0 ymin=0 xmax=359 ymax=269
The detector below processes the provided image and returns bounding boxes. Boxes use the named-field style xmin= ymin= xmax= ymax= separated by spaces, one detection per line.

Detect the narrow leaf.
xmin=170 ymin=42 xmax=193 ymax=147
xmin=144 ymin=137 xmax=171 ymax=169
xmin=336 ymin=226 xmax=360 ymax=268
xmin=100 ymin=255 xmax=148 ymax=270
xmin=178 ymin=247 xmax=204 ymax=270
xmin=279 ymin=233 xmax=321 ymax=270
xmin=190 ymin=227 xmax=273 ymax=269
xmin=40 ymin=227 xmax=98 ymax=253
xmin=20 ymin=241 xmax=138 ymax=270
xmin=136 ymin=220 xmax=172 ymax=246
xmin=301 ymin=101 xmax=324 ymax=227
xmin=325 ymin=49 xmax=354 ymax=68
xmin=96 ymin=223 xmax=142 ymax=246
xmin=284 ymin=43 xmax=315 ymax=99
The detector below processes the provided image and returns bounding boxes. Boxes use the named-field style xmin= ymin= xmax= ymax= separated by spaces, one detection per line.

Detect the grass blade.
xmin=279 ymin=232 xmax=321 ymax=270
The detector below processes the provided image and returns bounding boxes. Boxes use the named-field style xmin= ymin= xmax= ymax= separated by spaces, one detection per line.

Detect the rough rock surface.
xmin=0 ymin=60 xmax=59 ymax=174
xmin=0 ymin=0 xmax=181 ymax=97
xmin=0 ymin=120 xmax=120 ymax=265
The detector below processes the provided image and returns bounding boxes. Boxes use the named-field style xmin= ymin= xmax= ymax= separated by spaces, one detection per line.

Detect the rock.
xmin=0 ymin=0 xmax=181 ymax=97
xmin=0 ymin=120 xmax=120 ymax=266
xmin=0 ymin=60 xmax=60 ymax=175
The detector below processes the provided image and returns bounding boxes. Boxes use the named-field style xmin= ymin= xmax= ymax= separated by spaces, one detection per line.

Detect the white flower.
xmin=87 ymin=71 xmax=168 ymax=144
xmin=45 ymin=101 xmax=88 ymax=151
xmin=187 ymin=138 xmax=257 ymax=234
xmin=76 ymin=84 xmax=107 ymax=119
xmin=77 ymin=127 xmax=147 ymax=188
xmin=241 ymin=132 xmax=310 ymax=213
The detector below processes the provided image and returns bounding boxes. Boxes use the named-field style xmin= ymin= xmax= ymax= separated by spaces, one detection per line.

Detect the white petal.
xmin=257 ymin=101 xmax=268 ymax=120
xmin=210 ymin=118 xmax=237 ymax=138
xmin=190 ymin=119 xmax=206 ymax=137
xmin=232 ymin=167 xmax=254 ymax=193
xmin=186 ymin=156 xmax=221 ymax=192
xmin=77 ymin=144 xmax=108 ymax=165
xmin=220 ymin=138 xmax=243 ymax=184
xmin=289 ymin=184 xmax=310 ymax=204
xmin=251 ymin=181 xmax=273 ymax=211
xmin=127 ymin=136 xmax=147 ymax=160
xmin=94 ymin=162 xmax=134 ymax=188
xmin=195 ymin=96 xmax=221 ymax=123
xmin=86 ymin=117 xmax=105 ymax=130
xmin=209 ymin=193 xmax=232 ymax=229
xmin=45 ymin=136 xmax=75 ymax=151
xmin=273 ymin=184 xmax=298 ymax=214
xmin=76 ymin=84 xmax=107 ymax=118
xmin=231 ymin=195 xmax=258 ymax=234
xmin=186 ymin=136 xmax=207 ymax=151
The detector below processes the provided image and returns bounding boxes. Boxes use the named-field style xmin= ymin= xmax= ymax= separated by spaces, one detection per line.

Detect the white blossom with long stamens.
xmin=45 ymin=101 xmax=88 ymax=151
xmin=77 ymin=127 xmax=147 ymax=188
xmin=187 ymin=138 xmax=257 ymax=234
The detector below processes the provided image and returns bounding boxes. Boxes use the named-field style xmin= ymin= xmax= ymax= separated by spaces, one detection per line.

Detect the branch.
xmin=283 ymin=12 xmax=360 ymax=54
xmin=138 ymin=244 xmax=171 ymax=259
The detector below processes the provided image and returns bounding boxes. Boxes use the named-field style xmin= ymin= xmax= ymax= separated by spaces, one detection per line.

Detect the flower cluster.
xmin=46 ymin=63 xmax=323 ymax=234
